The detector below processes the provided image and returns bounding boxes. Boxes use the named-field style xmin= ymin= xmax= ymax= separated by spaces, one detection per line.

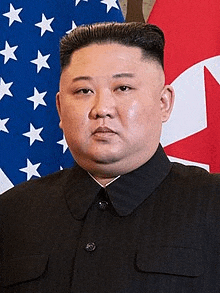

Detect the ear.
xmin=160 ymin=85 xmax=175 ymax=123
xmin=56 ymin=92 xmax=63 ymax=129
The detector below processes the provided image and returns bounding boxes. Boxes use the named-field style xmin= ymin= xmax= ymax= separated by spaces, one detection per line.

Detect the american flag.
xmin=0 ymin=0 xmax=124 ymax=193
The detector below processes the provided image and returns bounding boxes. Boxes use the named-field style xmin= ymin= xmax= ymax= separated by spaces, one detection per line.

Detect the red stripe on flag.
xmin=148 ymin=1 xmax=220 ymax=84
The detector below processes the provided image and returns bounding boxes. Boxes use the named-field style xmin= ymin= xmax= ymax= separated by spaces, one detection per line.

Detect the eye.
xmin=75 ymin=88 xmax=93 ymax=95
xmin=116 ymin=85 xmax=132 ymax=92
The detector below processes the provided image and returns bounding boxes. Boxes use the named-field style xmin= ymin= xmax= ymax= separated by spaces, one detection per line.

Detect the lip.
xmin=92 ymin=126 xmax=117 ymax=135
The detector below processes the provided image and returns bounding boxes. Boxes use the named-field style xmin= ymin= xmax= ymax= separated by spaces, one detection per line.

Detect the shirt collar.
xmin=64 ymin=144 xmax=171 ymax=219
xmin=87 ymin=172 xmax=121 ymax=188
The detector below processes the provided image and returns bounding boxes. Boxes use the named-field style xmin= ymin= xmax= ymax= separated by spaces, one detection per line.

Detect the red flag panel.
xmin=148 ymin=0 xmax=220 ymax=172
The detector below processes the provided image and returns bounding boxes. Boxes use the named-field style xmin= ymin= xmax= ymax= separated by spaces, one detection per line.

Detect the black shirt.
xmin=66 ymin=143 xmax=171 ymax=218
xmin=2 ymin=144 xmax=220 ymax=292
xmin=62 ymin=144 xmax=172 ymax=292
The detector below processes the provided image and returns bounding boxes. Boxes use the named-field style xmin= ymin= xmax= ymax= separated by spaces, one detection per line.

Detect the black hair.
xmin=60 ymin=22 xmax=165 ymax=71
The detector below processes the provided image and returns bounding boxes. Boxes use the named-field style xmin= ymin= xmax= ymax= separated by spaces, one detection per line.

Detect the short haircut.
xmin=60 ymin=22 xmax=165 ymax=71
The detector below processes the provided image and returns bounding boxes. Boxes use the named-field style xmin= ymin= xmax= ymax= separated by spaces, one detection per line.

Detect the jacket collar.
xmin=64 ymin=144 xmax=171 ymax=219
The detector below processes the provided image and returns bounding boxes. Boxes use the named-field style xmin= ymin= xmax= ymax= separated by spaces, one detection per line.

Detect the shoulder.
xmin=156 ymin=162 xmax=220 ymax=214
xmin=165 ymin=163 xmax=220 ymax=216
xmin=169 ymin=162 xmax=220 ymax=187
xmin=0 ymin=166 xmax=80 ymax=208
xmin=168 ymin=163 xmax=220 ymax=237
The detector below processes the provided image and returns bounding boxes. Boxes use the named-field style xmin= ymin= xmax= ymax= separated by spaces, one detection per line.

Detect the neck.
xmin=88 ymin=172 xmax=120 ymax=187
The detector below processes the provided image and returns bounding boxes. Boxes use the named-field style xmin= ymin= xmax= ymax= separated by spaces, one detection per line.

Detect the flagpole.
xmin=119 ymin=0 xmax=156 ymax=22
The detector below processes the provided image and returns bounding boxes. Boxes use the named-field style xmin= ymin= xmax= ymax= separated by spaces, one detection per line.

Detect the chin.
xmin=86 ymin=148 xmax=122 ymax=164
xmin=93 ymin=155 xmax=120 ymax=165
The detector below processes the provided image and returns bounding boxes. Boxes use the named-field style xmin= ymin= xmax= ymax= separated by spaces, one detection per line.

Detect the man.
xmin=1 ymin=22 xmax=220 ymax=293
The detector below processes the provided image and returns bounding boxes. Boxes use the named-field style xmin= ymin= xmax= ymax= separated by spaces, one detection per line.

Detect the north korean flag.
xmin=148 ymin=0 xmax=220 ymax=172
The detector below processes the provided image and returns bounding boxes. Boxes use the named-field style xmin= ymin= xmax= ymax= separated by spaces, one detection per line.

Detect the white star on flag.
xmin=0 ymin=169 xmax=14 ymax=194
xmin=100 ymin=0 xmax=119 ymax=13
xmin=27 ymin=87 xmax=47 ymax=110
xmin=0 ymin=78 xmax=13 ymax=101
xmin=23 ymin=123 xmax=44 ymax=146
xmin=35 ymin=14 xmax=54 ymax=36
xmin=75 ymin=0 xmax=88 ymax=6
xmin=3 ymin=3 xmax=23 ymax=27
xmin=57 ymin=135 xmax=68 ymax=153
xmin=0 ymin=118 xmax=9 ymax=133
xmin=0 ymin=41 xmax=18 ymax=64
xmin=66 ymin=21 xmax=77 ymax=34
xmin=30 ymin=50 xmax=50 ymax=73
xmin=19 ymin=159 xmax=41 ymax=181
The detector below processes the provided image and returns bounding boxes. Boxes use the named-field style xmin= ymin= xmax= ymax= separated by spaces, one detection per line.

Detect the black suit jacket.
xmin=1 ymin=146 xmax=220 ymax=292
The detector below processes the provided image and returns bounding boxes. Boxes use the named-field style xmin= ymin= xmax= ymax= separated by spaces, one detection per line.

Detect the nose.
xmin=89 ymin=90 xmax=116 ymax=119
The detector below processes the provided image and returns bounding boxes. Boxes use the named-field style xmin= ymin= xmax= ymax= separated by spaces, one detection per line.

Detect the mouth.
xmin=92 ymin=126 xmax=117 ymax=137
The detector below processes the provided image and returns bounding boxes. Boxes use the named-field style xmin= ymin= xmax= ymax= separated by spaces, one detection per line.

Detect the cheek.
xmin=126 ymin=100 xmax=158 ymax=125
xmin=124 ymin=100 xmax=162 ymax=140
xmin=61 ymin=102 xmax=87 ymax=125
xmin=127 ymin=101 xmax=139 ymax=119
xmin=60 ymin=110 xmax=86 ymax=140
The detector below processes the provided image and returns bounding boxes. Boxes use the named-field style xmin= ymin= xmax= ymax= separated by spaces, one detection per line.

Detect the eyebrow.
xmin=112 ymin=73 xmax=135 ymax=78
xmin=71 ymin=73 xmax=135 ymax=83
xmin=71 ymin=76 xmax=92 ymax=83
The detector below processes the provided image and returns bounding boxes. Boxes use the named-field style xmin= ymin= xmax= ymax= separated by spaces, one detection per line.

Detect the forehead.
xmin=71 ymin=43 xmax=143 ymax=65
xmin=61 ymin=43 xmax=164 ymax=82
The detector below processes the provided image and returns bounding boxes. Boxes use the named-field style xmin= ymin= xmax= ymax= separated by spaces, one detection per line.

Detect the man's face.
xmin=56 ymin=43 xmax=174 ymax=178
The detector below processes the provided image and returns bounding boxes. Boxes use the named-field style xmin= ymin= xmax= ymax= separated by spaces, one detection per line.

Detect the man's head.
xmin=60 ymin=22 xmax=165 ymax=71
xmin=56 ymin=22 xmax=174 ymax=185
